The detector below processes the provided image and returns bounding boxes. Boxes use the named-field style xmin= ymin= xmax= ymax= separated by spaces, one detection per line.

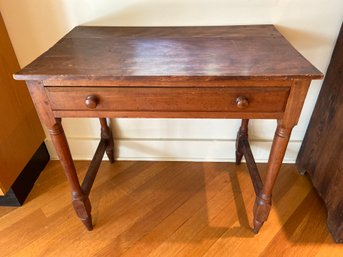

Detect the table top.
xmin=15 ymin=25 xmax=323 ymax=82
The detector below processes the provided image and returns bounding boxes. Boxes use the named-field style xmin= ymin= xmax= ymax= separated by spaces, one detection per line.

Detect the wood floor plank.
xmin=173 ymin=167 xmax=256 ymax=257
xmin=260 ymin=188 xmax=339 ymax=257
xmin=94 ymin=162 xmax=223 ymax=256
xmin=315 ymin=234 xmax=343 ymax=257
xmin=118 ymin=163 xmax=238 ymax=257
xmin=145 ymin=165 xmax=252 ymax=257
xmin=0 ymin=209 xmax=49 ymax=257
xmin=201 ymin=166 xmax=315 ymax=257
xmin=0 ymin=161 xmax=339 ymax=257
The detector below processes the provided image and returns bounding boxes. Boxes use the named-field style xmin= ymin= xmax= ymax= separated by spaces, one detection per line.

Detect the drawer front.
xmin=47 ymin=87 xmax=290 ymax=113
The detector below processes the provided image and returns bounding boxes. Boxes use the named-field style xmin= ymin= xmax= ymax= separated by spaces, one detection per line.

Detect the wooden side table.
xmin=14 ymin=25 xmax=323 ymax=233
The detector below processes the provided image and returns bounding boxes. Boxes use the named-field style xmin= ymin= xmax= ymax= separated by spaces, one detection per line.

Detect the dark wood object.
xmin=14 ymin=25 xmax=322 ymax=233
xmin=296 ymin=23 xmax=343 ymax=243
xmin=0 ymin=143 xmax=49 ymax=206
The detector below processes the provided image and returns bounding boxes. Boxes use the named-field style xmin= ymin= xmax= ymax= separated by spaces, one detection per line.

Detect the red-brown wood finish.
xmin=47 ymin=118 xmax=93 ymax=230
xmin=100 ymin=118 xmax=115 ymax=163
xmin=15 ymin=25 xmax=322 ymax=233
xmin=46 ymin=87 xmax=290 ymax=114
xmin=15 ymin=26 xmax=322 ymax=82
xmin=235 ymin=119 xmax=249 ymax=165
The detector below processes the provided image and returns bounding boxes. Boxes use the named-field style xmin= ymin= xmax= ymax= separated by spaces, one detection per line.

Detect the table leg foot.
xmin=82 ymin=216 xmax=93 ymax=231
xmin=72 ymin=193 xmax=93 ymax=231
xmin=297 ymin=168 xmax=307 ymax=176
xmin=235 ymin=119 xmax=249 ymax=165
xmin=235 ymin=151 xmax=243 ymax=165
xmin=253 ymin=220 xmax=263 ymax=234
xmin=106 ymin=147 xmax=115 ymax=164
xmin=253 ymin=195 xmax=271 ymax=234
xmin=100 ymin=118 xmax=115 ymax=164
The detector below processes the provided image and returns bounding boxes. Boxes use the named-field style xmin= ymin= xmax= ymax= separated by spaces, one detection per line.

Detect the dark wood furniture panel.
xmin=296 ymin=23 xmax=343 ymax=243
xmin=0 ymin=143 xmax=49 ymax=206
xmin=14 ymin=25 xmax=322 ymax=234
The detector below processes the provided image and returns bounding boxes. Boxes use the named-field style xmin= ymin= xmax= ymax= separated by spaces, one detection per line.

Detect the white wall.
xmin=1 ymin=0 xmax=342 ymax=162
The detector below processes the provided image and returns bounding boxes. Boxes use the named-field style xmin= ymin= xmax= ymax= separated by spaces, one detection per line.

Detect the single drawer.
xmin=46 ymin=87 xmax=290 ymax=113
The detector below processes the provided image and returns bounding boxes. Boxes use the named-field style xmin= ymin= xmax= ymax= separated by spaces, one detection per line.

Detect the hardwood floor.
xmin=0 ymin=161 xmax=341 ymax=256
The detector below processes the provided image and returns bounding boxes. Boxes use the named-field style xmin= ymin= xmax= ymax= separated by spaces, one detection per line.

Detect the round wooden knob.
xmin=236 ymin=96 xmax=249 ymax=109
xmin=85 ymin=95 xmax=99 ymax=109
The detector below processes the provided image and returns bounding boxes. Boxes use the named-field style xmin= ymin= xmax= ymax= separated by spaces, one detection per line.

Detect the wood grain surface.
xmin=46 ymin=86 xmax=289 ymax=112
xmin=296 ymin=23 xmax=343 ymax=243
xmin=0 ymin=12 xmax=45 ymax=194
xmin=14 ymin=25 xmax=323 ymax=82
xmin=0 ymin=161 xmax=340 ymax=257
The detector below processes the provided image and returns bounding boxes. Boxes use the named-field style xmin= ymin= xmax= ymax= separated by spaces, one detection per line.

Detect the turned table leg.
xmin=236 ymin=119 xmax=249 ymax=165
xmin=253 ymin=125 xmax=292 ymax=233
xmin=99 ymin=118 xmax=115 ymax=163
xmin=48 ymin=119 xmax=93 ymax=230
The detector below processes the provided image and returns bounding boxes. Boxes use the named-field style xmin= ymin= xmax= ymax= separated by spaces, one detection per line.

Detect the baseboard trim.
xmin=0 ymin=143 xmax=50 ymax=206
xmin=45 ymin=138 xmax=300 ymax=163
